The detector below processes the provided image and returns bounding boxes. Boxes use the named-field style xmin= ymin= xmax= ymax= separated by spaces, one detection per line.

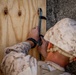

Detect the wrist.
xmin=26 ymin=38 xmax=38 ymax=48
xmin=26 ymin=40 xmax=34 ymax=47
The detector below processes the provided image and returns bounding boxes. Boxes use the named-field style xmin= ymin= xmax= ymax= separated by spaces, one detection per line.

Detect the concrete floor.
xmin=47 ymin=0 xmax=76 ymax=30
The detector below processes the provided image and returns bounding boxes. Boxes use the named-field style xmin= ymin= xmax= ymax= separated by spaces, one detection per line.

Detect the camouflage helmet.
xmin=44 ymin=18 xmax=76 ymax=57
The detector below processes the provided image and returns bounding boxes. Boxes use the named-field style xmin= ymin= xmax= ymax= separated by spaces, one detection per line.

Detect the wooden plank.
xmin=0 ymin=1 xmax=46 ymax=74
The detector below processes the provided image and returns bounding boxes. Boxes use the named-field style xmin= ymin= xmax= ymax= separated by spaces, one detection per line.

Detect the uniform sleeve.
xmin=60 ymin=72 xmax=71 ymax=75
xmin=0 ymin=42 xmax=38 ymax=75
xmin=5 ymin=42 xmax=31 ymax=55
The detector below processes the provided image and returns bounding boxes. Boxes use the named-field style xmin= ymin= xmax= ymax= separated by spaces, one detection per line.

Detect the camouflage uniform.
xmin=1 ymin=42 xmax=70 ymax=75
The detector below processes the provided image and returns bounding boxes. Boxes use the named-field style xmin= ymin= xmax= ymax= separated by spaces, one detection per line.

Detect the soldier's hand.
xmin=37 ymin=37 xmax=48 ymax=58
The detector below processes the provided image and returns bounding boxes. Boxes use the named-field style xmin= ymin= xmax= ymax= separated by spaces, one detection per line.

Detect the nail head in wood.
xmin=18 ymin=10 xmax=22 ymax=16
xmin=4 ymin=7 xmax=8 ymax=15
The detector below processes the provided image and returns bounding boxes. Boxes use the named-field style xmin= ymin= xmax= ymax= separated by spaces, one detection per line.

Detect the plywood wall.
xmin=0 ymin=0 xmax=46 ymax=75
xmin=0 ymin=0 xmax=46 ymax=63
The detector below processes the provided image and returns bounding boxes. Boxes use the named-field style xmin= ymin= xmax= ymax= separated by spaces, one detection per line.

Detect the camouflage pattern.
xmin=44 ymin=18 xmax=76 ymax=57
xmin=1 ymin=42 xmax=71 ymax=75
xmin=1 ymin=42 xmax=37 ymax=75
xmin=38 ymin=61 xmax=70 ymax=75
